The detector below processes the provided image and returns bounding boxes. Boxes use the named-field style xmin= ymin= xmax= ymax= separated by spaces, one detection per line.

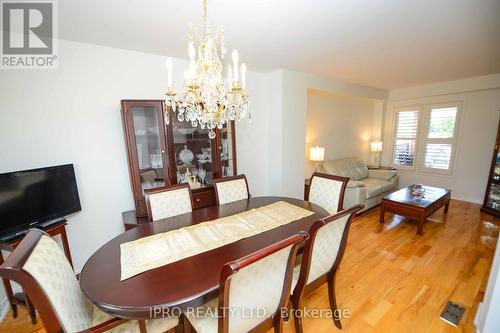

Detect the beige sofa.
xmin=321 ymin=158 xmax=399 ymax=212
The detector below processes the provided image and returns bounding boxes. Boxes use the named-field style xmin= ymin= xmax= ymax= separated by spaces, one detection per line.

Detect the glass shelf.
xmin=171 ymin=117 xmax=214 ymax=189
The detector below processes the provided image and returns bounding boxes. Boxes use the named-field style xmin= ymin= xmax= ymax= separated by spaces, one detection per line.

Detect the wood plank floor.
xmin=1 ymin=200 xmax=498 ymax=333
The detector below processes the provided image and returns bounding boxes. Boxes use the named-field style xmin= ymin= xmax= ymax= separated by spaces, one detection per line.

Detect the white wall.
xmin=382 ymin=75 xmax=500 ymax=203
xmin=305 ymin=91 xmax=379 ymax=177
xmin=475 ymin=236 xmax=500 ymax=333
xmin=0 ymin=39 xmax=273 ymax=275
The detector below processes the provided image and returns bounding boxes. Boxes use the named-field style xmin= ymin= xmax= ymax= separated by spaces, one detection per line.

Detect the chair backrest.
xmin=213 ymin=175 xmax=250 ymax=206
xmin=0 ymin=229 xmax=92 ymax=333
xmin=321 ymin=158 xmax=368 ymax=181
xmin=145 ymin=183 xmax=194 ymax=221
xmin=307 ymin=172 xmax=349 ymax=214
xmin=218 ymin=232 xmax=308 ymax=333
xmin=293 ymin=205 xmax=363 ymax=295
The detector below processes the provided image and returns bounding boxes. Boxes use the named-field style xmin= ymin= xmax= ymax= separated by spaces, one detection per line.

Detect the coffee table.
xmin=380 ymin=185 xmax=451 ymax=235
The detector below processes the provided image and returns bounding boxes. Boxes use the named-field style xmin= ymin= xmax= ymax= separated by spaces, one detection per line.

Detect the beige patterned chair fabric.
xmin=148 ymin=187 xmax=192 ymax=221
xmin=216 ymin=178 xmax=249 ymax=205
xmin=23 ymin=235 xmax=178 ymax=333
xmin=186 ymin=245 xmax=294 ymax=333
xmin=291 ymin=214 xmax=349 ymax=288
xmin=307 ymin=214 xmax=349 ymax=283
xmin=309 ymin=176 xmax=344 ymax=214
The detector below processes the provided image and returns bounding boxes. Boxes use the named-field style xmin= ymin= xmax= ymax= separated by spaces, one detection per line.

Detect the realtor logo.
xmin=1 ymin=1 xmax=57 ymax=69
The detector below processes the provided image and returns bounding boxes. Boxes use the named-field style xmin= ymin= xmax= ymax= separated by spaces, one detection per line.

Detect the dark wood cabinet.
xmin=121 ymin=99 xmax=237 ymax=222
xmin=482 ymin=117 xmax=500 ymax=217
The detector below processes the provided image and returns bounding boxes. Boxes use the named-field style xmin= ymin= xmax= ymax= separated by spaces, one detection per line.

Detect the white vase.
xmin=179 ymin=145 xmax=194 ymax=165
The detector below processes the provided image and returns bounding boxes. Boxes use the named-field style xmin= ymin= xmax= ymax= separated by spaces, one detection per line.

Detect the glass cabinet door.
xmin=219 ymin=122 xmax=236 ymax=177
xmin=486 ymin=183 xmax=500 ymax=210
xmin=131 ymin=106 xmax=168 ymax=193
xmin=169 ymin=115 xmax=215 ymax=189
xmin=491 ymin=151 xmax=500 ymax=181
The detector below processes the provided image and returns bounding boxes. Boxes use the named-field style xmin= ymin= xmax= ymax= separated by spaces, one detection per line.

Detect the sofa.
xmin=321 ymin=158 xmax=399 ymax=212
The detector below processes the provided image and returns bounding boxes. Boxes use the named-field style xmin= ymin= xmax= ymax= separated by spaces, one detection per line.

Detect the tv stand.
xmin=0 ymin=222 xmax=72 ymax=324
xmin=0 ymin=217 xmax=66 ymax=243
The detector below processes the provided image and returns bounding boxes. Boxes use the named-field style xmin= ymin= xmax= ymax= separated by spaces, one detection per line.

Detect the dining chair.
xmin=0 ymin=229 xmax=180 ymax=333
xmin=213 ymin=175 xmax=250 ymax=205
xmin=290 ymin=204 xmax=363 ymax=332
xmin=184 ymin=232 xmax=309 ymax=333
xmin=306 ymin=172 xmax=350 ymax=214
xmin=145 ymin=183 xmax=194 ymax=222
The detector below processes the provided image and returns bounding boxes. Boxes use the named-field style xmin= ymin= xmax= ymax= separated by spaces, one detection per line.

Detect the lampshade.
xmin=371 ymin=141 xmax=383 ymax=152
xmin=310 ymin=145 xmax=325 ymax=162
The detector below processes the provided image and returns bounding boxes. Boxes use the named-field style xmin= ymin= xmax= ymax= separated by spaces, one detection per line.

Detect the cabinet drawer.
xmin=193 ymin=189 xmax=216 ymax=209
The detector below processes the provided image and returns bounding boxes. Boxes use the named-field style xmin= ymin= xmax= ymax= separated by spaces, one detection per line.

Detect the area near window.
xmin=391 ymin=102 xmax=461 ymax=174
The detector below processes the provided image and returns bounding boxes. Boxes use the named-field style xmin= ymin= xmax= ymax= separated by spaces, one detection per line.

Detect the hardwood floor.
xmin=0 ymin=200 xmax=498 ymax=333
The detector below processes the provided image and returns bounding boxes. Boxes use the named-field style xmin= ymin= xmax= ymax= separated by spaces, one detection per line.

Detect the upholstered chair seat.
xmin=213 ymin=175 xmax=250 ymax=205
xmin=184 ymin=298 xmax=219 ymax=333
xmin=0 ymin=230 xmax=179 ymax=333
xmin=291 ymin=205 xmax=363 ymax=333
xmin=184 ymin=232 xmax=307 ymax=333
xmin=307 ymin=172 xmax=349 ymax=214
xmin=145 ymin=183 xmax=194 ymax=221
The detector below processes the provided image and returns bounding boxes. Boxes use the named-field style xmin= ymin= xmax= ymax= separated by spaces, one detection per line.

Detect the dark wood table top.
xmin=383 ymin=185 xmax=451 ymax=208
xmin=79 ymin=196 xmax=328 ymax=319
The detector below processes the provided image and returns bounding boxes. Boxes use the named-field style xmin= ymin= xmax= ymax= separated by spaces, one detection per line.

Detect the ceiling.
xmin=59 ymin=0 xmax=500 ymax=90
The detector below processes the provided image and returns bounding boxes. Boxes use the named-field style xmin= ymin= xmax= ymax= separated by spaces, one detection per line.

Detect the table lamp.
xmin=310 ymin=145 xmax=325 ymax=172
xmin=370 ymin=141 xmax=383 ymax=167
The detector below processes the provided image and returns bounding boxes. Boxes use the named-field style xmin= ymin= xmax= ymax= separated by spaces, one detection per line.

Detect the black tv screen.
xmin=0 ymin=164 xmax=81 ymax=236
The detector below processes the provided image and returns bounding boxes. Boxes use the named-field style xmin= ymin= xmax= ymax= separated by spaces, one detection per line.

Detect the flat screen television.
xmin=0 ymin=164 xmax=81 ymax=239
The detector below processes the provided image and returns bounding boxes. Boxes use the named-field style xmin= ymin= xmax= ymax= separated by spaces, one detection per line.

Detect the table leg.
xmin=417 ymin=216 xmax=425 ymax=236
xmin=444 ymin=201 xmax=450 ymax=214
xmin=379 ymin=203 xmax=385 ymax=224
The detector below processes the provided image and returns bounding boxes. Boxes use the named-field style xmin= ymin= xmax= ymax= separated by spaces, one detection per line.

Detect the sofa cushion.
xmin=322 ymin=158 xmax=368 ymax=181
xmin=368 ymin=169 xmax=397 ymax=181
xmin=362 ymin=178 xmax=393 ymax=199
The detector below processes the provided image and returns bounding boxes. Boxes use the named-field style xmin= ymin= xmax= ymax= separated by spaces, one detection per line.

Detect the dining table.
xmin=79 ymin=196 xmax=329 ymax=319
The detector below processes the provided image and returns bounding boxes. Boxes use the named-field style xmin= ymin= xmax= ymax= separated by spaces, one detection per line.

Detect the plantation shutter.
xmin=392 ymin=110 xmax=419 ymax=167
xmin=422 ymin=106 xmax=458 ymax=170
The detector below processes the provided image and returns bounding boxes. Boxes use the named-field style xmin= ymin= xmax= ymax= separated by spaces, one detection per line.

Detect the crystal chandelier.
xmin=164 ymin=0 xmax=250 ymax=139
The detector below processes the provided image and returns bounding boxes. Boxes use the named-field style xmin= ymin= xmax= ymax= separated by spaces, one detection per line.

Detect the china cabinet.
xmin=121 ymin=100 xmax=237 ymax=221
xmin=482 ymin=116 xmax=500 ymax=217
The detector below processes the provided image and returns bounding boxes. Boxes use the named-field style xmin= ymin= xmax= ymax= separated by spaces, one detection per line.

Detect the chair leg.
xmin=291 ymin=296 xmax=304 ymax=333
xmin=175 ymin=315 xmax=184 ymax=333
xmin=328 ymin=274 xmax=342 ymax=329
xmin=138 ymin=320 xmax=147 ymax=333
xmin=182 ymin=315 xmax=192 ymax=333
xmin=274 ymin=316 xmax=284 ymax=333
xmin=26 ymin=294 xmax=37 ymax=325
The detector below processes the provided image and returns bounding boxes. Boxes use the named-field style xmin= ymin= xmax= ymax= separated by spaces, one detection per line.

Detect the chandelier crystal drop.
xmin=164 ymin=0 xmax=250 ymax=139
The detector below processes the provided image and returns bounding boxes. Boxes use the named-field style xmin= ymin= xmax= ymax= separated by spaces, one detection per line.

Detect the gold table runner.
xmin=120 ymin=201 xmax=314 ymax=280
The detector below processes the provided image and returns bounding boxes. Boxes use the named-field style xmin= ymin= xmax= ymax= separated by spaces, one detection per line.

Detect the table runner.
xmin=120 ymin=201 xmax=314 ymax=280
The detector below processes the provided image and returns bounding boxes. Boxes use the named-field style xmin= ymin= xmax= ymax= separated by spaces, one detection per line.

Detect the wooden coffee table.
xmin=380 ymin=185 xmax=451 ymax=235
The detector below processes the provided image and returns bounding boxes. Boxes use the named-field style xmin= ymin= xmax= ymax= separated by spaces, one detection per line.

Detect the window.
xmin=391 ymin=102 xmax=461 ymax=173
xmin=392 ymin=109 xmax=419 ymax=167
xmin=422 ymin=106 xmax=458 ymax=170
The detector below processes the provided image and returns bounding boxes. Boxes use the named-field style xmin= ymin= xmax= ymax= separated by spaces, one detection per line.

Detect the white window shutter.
xmin=392 ymin=110 xmax=419 ymax=167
